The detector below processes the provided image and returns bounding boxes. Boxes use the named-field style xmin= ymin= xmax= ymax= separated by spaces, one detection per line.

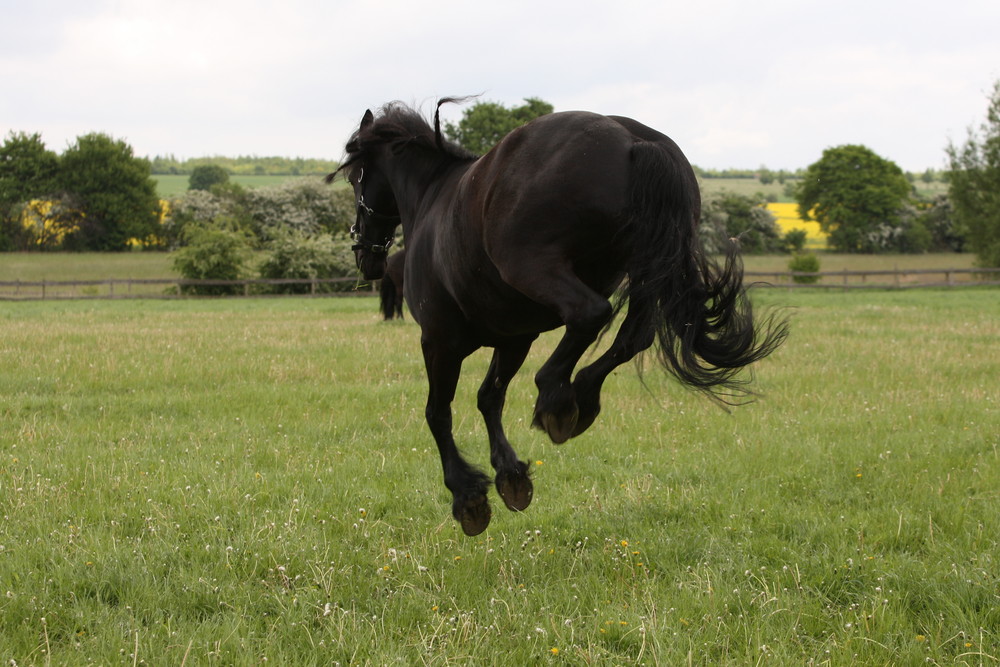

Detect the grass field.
xmin=152 ymin=174 xmax=308 ymax=198
xmin=1 ymin=289 xmax=997 ymax=664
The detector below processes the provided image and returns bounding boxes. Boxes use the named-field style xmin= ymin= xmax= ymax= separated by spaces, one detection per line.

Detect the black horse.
xmin=379 ymin=249 xmax=405 ymax=320
xmin=331 ymin=99 xmax=786 ymax=536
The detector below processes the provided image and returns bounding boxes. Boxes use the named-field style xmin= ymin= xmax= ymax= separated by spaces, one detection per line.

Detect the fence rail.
xmin=1 ymin=268 xmax=998 ymax=301
xmin=0 ymin=277 xmax=372 ymax=301
xmin=745 ymin=267 xmax=1000 ymax=289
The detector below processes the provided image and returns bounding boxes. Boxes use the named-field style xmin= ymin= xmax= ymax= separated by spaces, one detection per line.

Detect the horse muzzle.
xmin=355 ymin=248 xmax=388 ymax=281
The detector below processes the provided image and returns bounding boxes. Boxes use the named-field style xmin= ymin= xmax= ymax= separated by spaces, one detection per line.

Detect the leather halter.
xmin=350 ymin=168 xmax=400 ymax=255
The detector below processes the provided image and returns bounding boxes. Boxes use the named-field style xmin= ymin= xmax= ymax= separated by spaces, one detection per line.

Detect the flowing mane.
xmin=336 ymin=100 xmax=478 ymax=180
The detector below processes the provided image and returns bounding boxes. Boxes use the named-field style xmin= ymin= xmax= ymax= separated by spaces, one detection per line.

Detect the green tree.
xmin=947 ymin=81 xmax=1000 ymax=267
xmin=795 ymin=144 xmax=912 ymax=252
xmin=57 ymin=133 xmax=161 ymax=251
xmin=444 ymin=97 xmax=554 ymax=155
xmin=258 ymin=229 xmax=357 ymax=294
xmin=0 ymin=132 xmax=60 ymax=249
xmin=188 ymin=164 xmax=230 ymax=191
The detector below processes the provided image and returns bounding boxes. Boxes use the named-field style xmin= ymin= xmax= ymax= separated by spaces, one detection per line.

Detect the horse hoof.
xmin=455 ymin=494 xmax=492 ymax=536
xmin=532 ymin=406 xmax=579 ymax=445
xmin=570 ymin=407 xmax=600 ymax=438
xmin=496 ymin=465 xmax=533 ymax=512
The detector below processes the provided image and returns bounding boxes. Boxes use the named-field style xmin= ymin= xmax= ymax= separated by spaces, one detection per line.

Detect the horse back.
xmin=412 ymin=111 xmax=688 ymax=340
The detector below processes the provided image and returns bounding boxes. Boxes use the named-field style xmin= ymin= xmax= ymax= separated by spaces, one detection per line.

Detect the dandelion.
xmin=536 ymin=460 xmax=544 ymax=466
xmin=916 ymin=635 xmax=926 ymax=643
xmin=620 ymin=540 xmax=628 ymax=547
xmin=550 ymin=647 xmax=559 ymax=655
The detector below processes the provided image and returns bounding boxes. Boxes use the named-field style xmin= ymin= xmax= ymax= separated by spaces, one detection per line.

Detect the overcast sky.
xmin=3 ymin=0 xmax=998 ymax=171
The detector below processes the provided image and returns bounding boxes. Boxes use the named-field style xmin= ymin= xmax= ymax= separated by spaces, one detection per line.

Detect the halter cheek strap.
xmin=351 ymin=168 xmax=400 ymax=255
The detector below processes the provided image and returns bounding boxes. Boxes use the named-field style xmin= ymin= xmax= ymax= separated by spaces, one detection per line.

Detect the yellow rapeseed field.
xmin=765 ymin=202 xmax=827 ymax=249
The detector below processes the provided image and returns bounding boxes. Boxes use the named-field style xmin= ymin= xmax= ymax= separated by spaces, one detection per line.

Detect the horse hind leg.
xmin=530 ymin=281 xmax=613 ymax=444
xmin=570 ymin=301 xmax=656 ymax=438
xmin=477 ymin=338 xmax=536 ymax=512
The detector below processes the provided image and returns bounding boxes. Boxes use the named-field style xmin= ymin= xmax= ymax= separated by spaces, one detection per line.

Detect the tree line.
xmin=3 ymin=85 xmax=999 ymax=269
xmin=1 ymin=132 xmax=161 ymax=251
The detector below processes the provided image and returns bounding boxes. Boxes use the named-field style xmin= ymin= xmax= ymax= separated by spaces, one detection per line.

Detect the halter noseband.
xmin=351 ymin=168 xmax=400 ymax=255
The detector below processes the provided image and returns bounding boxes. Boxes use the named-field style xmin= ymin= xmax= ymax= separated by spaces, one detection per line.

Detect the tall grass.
xmin=0 ymin=291 xmax=997 ymax=663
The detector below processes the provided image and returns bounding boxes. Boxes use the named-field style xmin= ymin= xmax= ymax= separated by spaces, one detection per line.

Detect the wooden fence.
xmin=745 ymin=267 xmax=1000 ymax=289
xmin=1 ymin=269 xmax=998 ymax=301
xmin=0 ymin=277 xmax=371 ymax=301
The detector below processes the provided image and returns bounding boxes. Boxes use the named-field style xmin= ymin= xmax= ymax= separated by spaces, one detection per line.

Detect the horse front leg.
xmin=477 ymin=337 xmax=536 ymax=512
xmin=421 ymin=337 xmax=492 ymax=536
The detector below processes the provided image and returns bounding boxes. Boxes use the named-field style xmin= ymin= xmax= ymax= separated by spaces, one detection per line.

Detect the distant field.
xmin=766 ymin=202 xmax=827 ymax=249
xmin=153 ymin=174 xmax=327 ymax=197
xmin=698 ymin=177 xmax=793 ymax=201
xmin=698 ymin=177 xmax=947 ymax=204
xmin=153 ymin=174 xmax=946 ymax=203
xmin=0 ymin=252 xmax=177 ymax=281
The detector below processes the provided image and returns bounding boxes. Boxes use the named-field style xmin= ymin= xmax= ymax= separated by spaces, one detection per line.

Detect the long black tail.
xmin=621 ymin=141 xmax=788 ymax=401
xmin=379 ymin=272 xmax=400 ymax=320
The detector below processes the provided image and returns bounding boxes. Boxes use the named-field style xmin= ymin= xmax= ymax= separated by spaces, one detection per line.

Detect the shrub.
xmin=698 ymin=191 xmax=784 ymax=254
xmin=258 ymin=229 xmax=358 ymax=293
xmin=172 ymin=225 xmax=253 ymax=295
xmin=188 ymin=165 xmax=230 ymax=191
xmin=789 ymin=252 xmax=821 ymax=284
xmin=783 ymin=229 xmax=808 ymax=253
xmin=245 ymin=178 xmax=354 ymax=242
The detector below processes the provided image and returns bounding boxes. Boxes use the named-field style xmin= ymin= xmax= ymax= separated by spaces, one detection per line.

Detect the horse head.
xmin=330 ymin=102 xmax=477 ymax=280
xmin=332 ymin=110 xmax=401 ymax=280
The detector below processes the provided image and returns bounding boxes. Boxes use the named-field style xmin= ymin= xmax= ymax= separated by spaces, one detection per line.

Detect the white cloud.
xmin=3 ymin=0 xmax=999 ymax=169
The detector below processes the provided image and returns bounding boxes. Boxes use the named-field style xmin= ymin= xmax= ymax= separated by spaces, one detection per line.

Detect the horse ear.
xmin=360 ymin=109 xmax=374 ymax=129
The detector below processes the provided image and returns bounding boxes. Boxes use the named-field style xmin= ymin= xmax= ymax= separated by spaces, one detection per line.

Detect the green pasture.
xmin=153 ymin=174 xmax=315 ymax=198
xmin=1 ymin=289 xmax=997 ymax=664
xmin=151 ymin=173 xmax=946 ymax=202
xmin=151 ymin=174 xmax=793 ymax=201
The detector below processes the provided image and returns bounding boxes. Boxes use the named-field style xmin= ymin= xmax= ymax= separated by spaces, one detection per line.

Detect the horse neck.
xmin=381 ymin=151 xmax=473 ymax=232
